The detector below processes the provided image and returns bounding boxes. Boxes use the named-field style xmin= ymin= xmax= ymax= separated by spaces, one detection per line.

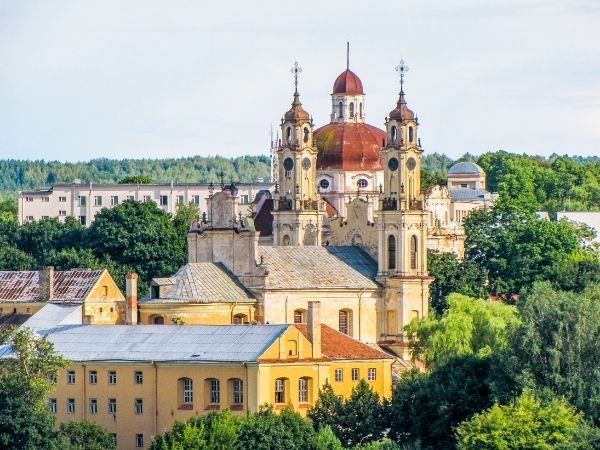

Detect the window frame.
xmin=67 ymin=370 xmax=76 ymax=384
xmin=275 ymin=378 xmax=286 ymax=404
xmin=298 ymin=378 xmax=309 ymax=403
xmin=134 ymin=371 xmax=143 ymax=385
xmin=334 ymin=368 xmax=344 ymax=382
xmin=108 ymin=370 xmax=117 ymax=385
xmin=231 ymin=378 xmax=243 ymax=405
xmin=209 ymin=378 xmax=220 ymax=404
xmin=135 ymin=398 xmax=143 ymax=415
xmin=108 ymin=398 xmax=117 ymax=414
xmin=67 ymin=398 xmax=75 ymax=414
xmin=368 ymin=368 xmax=377 ymax=381
xmin=89 ymin=398 xmax=98 ymax=415
xmin=351 ymin=368 xmax=360 ymax=381
xmin=182 ymin=378 xmax=193 ymax=405
xmin=49 ymin=398 xmax=57 ymax=414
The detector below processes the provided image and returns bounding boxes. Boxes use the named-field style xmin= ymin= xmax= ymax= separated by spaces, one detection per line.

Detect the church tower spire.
xmin=272 ymin=61 xmax=324 ymax=246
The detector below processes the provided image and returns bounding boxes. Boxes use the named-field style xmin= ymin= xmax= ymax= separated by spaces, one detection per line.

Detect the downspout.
xmin=357 ymin=289 xmax=365 ymax=342
xmin=82 ymin=363 xmax=86 ymax=421
xmin=154 ymin=362 xmax=158 ymax=436
xmin=244 ymin=362 xmax=249 ymax=412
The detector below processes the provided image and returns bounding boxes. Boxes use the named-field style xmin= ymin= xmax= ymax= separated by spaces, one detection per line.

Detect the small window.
xmin=110 ymin=434 xmax=117 ymax=447
xmin=368 ymin=368 xmax=377 ymax=381
xmin=357 ymin=178 xmax=368 ymax=189
xmin=192 ymin=195 xmax=200 ymax=205
xmin=275 ymin=378 xmax=286 ymax=404
xmin=339 ymin=310 xmax=350 ymax=335
xmin=409 ymin=126 xmax=414 ymax=142
xmin=93 ymin=195 xmax=102 ymax=207
xmin=59 ymin=196 xmax=67 ymax=202
xmin=135 ymin=434 xmax=144 ymax=448
xmin=49 ymin=398 xmax=57 ymax=414
xmin=286 ymin=126 xmax=292 ymax=144
xmin=143 ymin=195 xmax=152 ymax=202
xmin=335 ymin=368 xmax=343 ymax=382
xmin=388 ymin=235 xmax=396 ymax=270
xmin=26 ymin=215 xmax=34 ymax=221
xmin=135 ymin=398 xmax=143 ymax=414
xmin=298 ymin=378 xmax=309 ymax=403
xmin=49 ymin=373 xmax=57 ymax=384
xmin=319 ymin=179 xmax=330 ymax=190
xmin=67 ymin=370 xmax=76 ymax=384
xmin=410 ymin=235 xmax=418 ymax=270
xmin=79 ymin=195 xmax=87 ymax=206
xmin=233 ymin=314 xmax=248 ymax=325
xmin=135 ymin=371 xmax=143 ymax=384
xmin=25 ymin=196 xmax=34 ymax=202
xmin=153 ymin=316 xmax=164 ymax=325
xmin=59 ymin=210 xmax=67 ymax=216
xmin=41 ymin=215 xmax=49 ymax=220
xmin=352 ymin=368 xmax=359 ymax=381
xmin=79 ymin=215 xmax=86 ymax=226
xmin=182 ymin=378 xmax=193 ymax=405
xmin=293 ymin=309 xmax=305 ymax=324
xmin=177 ymin=195 xmax=184 ymax=205
xmin=359 ymin=102 xmax=363 ymax=117
xmin=108 ymin=398 xmax=117 ymax=414
xmin=89 ymin=370 xmax=97 ymax=384
xmin=159 ymin=195 xmax=168 ymax=206
xmin=303 ymin=127 xmax=309 ymax=143
xmin=110 ymin=195 xmax=119 ymax=206
xmin=101 ymin=286 xmax=108 ymax=296
xmin=89 ymin=398 xmax=98 ymax=415
xmin=209 ymin=378 xmax=220 ymax=404
xmin=67 ymin=398 xmax=75 ymax=414
xmin=391 ymin=126 xmax=397 ymax=143
xmin=231 ymin=379 xmax=243 ymax=405
xmin=42 ymin=196 xmax=50 ymax=202
xmin=127 ymin=195 xmax=135 ymax=201
xmin=349 ymin=102 xmax=355 ymax=118
xmin=338 ymin=101 xmax=343 ymax=118
xmin=108 ymin=371 xmax=117 ymax=385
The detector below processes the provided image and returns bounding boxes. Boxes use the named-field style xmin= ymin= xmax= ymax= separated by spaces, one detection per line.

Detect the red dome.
xmin=315 ymin=123 xmax=385 ymax=171
xmin=333 ymin=69 xmax=364 ymax=95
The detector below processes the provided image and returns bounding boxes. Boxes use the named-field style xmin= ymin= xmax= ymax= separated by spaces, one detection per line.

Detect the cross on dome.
xmin=290 ymin=61 xmax=302 ymax=94
xmin=395 ymin=59 xmax=409 ymax=93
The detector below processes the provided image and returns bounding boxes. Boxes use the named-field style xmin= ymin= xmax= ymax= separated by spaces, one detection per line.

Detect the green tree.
xmin=0 ymin=327 xmax=68 ymax=450
xmin=455 ymin=391 xmax=600 ymax=450
xmin=406 ymin=294 xmax=520 ymax=367
xmin=0 ymin=199 xmax=17 ymax=220
xmin=503 ymin=282 xmax=600 ymax=423
xmin=119 ymin=175 xmax=153 ymax=184
xmin=0 ymin=245 xmax=36 ymax=270
xmin=57 ymin=420 xmax=116 ymax=450
xmin=86 ymin=200 xmax=183 ymax=291
xmin=308 ymin=380 xmax=344 ymax=436
xmin=339 ymin=379 xmax=385 ymax=447
xmin=427 ymin=251 xmax=487 ymax=314
xmin=315 ymin=425 xmax=344 ymax=450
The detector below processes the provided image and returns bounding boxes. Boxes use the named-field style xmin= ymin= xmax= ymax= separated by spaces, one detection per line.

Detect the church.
xmin=138 ymin=56 xmax=497 ymax=359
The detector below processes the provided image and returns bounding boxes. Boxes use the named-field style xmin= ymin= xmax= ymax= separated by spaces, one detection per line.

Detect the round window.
xmin=283 ymin=157 xmax=294 ymax=171
xmin=407 ymin=157 xmax=416 ymax=171
xmin=319 ymin=179 xmax=330 ymax=190
xmin=388 ymin=157 xmax=399 ymax=171
xmin=302 ymin=157 xmax=311 ymax=170
xmin=357 ymin=179 xmax=368 ymax=189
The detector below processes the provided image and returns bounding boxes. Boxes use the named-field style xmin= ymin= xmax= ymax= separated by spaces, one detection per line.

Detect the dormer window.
xmin=349 ymin=102 xmax=355 ymax=118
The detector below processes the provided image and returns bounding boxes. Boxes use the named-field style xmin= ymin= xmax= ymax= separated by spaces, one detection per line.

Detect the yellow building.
xmin=25 ymin=301 xmax=392 ymax=450
xmin=0 ymin=267 xmax=126 ymax=326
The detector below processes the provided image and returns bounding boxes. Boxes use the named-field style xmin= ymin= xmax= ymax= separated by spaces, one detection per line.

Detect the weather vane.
xmin=395 ymin=59 xmax=409 ymax=92
xmin=291 ymin=61 xmax=302 ymax=94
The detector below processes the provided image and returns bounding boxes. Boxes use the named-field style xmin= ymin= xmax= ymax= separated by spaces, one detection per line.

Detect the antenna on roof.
xmin=346 ymin=41 xmax=350 ymax=70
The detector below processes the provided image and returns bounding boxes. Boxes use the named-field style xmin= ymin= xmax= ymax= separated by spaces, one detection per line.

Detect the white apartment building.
xmin=18 ymin=182 xmax=273 ymax=226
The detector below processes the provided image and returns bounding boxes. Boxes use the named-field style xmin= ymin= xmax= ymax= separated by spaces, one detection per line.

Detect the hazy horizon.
xmin=1 ymin=0 xmax=598 ymax=162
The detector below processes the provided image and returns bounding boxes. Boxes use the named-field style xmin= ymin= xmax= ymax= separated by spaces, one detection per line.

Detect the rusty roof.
xmin=284 ymin=93 xmax=310 ymax=122
xmin=315 ymin=122 xmax=385 ymax=171
xmin=0 ymin=269 xmax=105 ymax=303
xmin=333 ymin=69 xmax=364 ymax=95
xmin=389 ymin=91 xmax=415 ymax=121
xmin=294 ymin=324 xmax=392 ymax=361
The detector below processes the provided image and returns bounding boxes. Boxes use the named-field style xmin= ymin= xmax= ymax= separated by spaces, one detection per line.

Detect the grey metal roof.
xmin=257 ymin=246 xmax=379 ymax=290
xmin=448 ymin=161 xmax=484 ymax=175
xmin=448 ymin=188 xmax=492 ymax=201
xmin=22 ymin=304 xmax=82 ymax=331
xmin=0 ymin=324 xmax=289 ymax=363
xmin=142 ymin=263 xmax=255 ymax=304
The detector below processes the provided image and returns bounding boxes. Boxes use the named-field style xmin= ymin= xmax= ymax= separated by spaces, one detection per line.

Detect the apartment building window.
xmin=42 ymin=196 xmax=50 ymax=202
xmin=368 ymin=368 xmax=377 ymax=381
xmin=25 ymin=196 xmax=34 ymax=202
xmin=79 ymin=195 xmax=87 ymax=206
xmin=180 ymin=378 xmax=193 ymax=405
xmin=352 ymin=368 xmax=360 ymax=381
xmin=241 ymin=194 xmax=249 ymax=203
xmin=335 ymin=368 xmax=344 ymax=382
xmin=108 ymin=371 xmax=117 ymax=384
xmin=58 ymin=210 xmax=66 ymax=216
xmin=110 ymin=195 xmax=119 ymax=206
xmin=89 ymin=398 xmax=98 ymax=415
xmin=42 ymin=215 xmax=49 ymax=220
xmin=135 ymin=434 xmax=144 ymax=448
xmin=89 ymin=370 xmax=97 ymax=384
xmin=135 ymin=371 xmax=143 ymax=384
xmin=231 ymin=378 xmax=243 ymax=405
xmin=208 ymin=378 xmax=220 ymax=404
xmin=159 ymin=195 xmax=168 ymax=206
xmin=108 ymin=398 xmax=117 ymax=414
xmin=143 ymin=195 xmax=152 ymax=202
xmin=177 ymin=195 xmax=184 ymax=205
xmin=59 ymin=196 xmax=67 ymax=202
xmin=110 ymin=434 xmax=117 ymax=447
xmin=67 ymin=370 xmax=76 ymax=384
xmin=79 ymin=215 xmax=86 ymax=226
xmin=275 ymin=378 xmax=286 ymax=404
xmin=49 ymin=398 xmax=57 ymax=414
xmin=127 ymin=195 xmax=135 ymax=201
xmin=26 ymin=215 xmax=34 ymax=221
xmin=192 ymin=195 xmax=200 ymax=205
xmin=93 ymin=195 xmax=102 ymax=207
xmin=298 ymin=377 xmax=310 ymax=403
xmin=67 ymin=398 xmax=75 ymax=414
xmin=135 ymin=398 xmax=143 ymax=415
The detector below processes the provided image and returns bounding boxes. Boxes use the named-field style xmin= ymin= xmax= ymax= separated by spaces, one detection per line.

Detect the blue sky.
xmin=0 ymin=0 xmax=598 ymax=162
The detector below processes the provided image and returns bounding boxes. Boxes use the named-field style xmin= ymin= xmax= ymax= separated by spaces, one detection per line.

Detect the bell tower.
xmin=272 ymin=61 xmax=324 ymax=246
xmin=374 ymin=60 xmax=432 ymax=356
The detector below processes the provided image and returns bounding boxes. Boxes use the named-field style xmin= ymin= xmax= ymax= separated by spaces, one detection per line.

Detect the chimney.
xmin=307 ymin=301 xmax=321 ymax=359
xmin=39 ymin=266 xmax=54 ymax=301
xmin=125 ymin=273 xmax=138 ymax=325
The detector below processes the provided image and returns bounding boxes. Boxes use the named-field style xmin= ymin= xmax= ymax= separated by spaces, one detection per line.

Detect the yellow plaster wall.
xmin=0 ymin=302 xmax=45 ymax=315
xmin=84 ymin=271 xmax=126 ymax=324
xmin=139 ymin=302 xmax=256 ymax=325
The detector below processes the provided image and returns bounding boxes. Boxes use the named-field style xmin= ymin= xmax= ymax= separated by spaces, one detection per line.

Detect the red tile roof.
xmin=295 ymin=324 xmax=392 ymax=361
xmin=315 ymin=122 xmax=385 ymax=171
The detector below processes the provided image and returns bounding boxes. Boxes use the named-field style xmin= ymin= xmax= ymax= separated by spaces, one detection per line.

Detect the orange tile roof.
xmin=295 ymin=324 xmax=392 ymax=361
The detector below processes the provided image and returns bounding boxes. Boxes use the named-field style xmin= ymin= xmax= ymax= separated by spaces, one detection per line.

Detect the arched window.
xmin=338 ymin=309 xmax=352 ymax=336
xmin=298 ymin=377 xmax=311 ymax=403
xmin=282 ymin=235 xmax=291 ymax=246
xmin=410 ymin=309 xmax=420 ymax=321
xmin=349 ymin=102 xmax=355 ymax=117
xmin=275 ymin=378 xmax=287 ymax=403
xmin=206 ymin=378 xmax=220 ymax=405
xmin=391 ymin=126 xmax=397 ymax=143
xmin=303 ymin=127 xmax=309 ymax=143
xmin=357 ymin=178 xmax=368 ymax=189
xmin=178 ymin=377 xmax=193 ymax=406
xmin=410 ymin=235 xmax=418 ymax=270
xmin=153 ymin=316 xmax=164 ymax=325
xmin=230 ymin=378 xmax=243 ymax=406
xmin=286 ymin=340 xmax=297 ymax=357
xmin=286 ymin=126 xmax=292 ymax=144
xmin=233 ymin=313 xmax=248 ymax=324
xmin=388 ymin=235 xmax=396 ymax=270
xmin=408 ymin=126 xmax=414 ymax=143
xmin=359 ymin=102 xmax=363 ymax=117
xmin=338 ymin=101 xmax=343 ymax=118
xmin=293 ymin=309 xmax=306 ymax=324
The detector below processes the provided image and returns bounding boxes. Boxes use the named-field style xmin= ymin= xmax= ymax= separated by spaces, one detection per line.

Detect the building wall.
xmin=0 ymin=301 xmax=45 ymax=316
xmin=139 ymin=302 xmax=256 ymax=325
xmin=83 ymin=271 xmax=126 ymax=324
